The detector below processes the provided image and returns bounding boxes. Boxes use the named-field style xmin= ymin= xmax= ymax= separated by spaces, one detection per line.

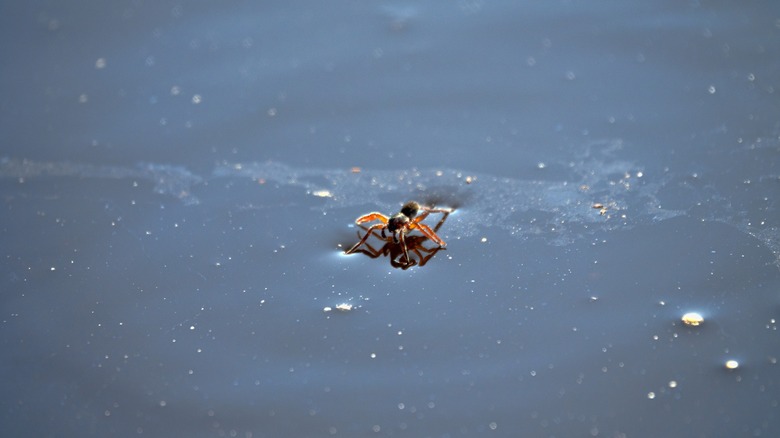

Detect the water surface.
xmin=2 ymin=1 xmax=779 ymax=437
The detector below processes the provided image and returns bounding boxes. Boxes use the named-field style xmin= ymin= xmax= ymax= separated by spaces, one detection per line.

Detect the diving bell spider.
xmin=346 ymin=201 xmax=452 ymax=263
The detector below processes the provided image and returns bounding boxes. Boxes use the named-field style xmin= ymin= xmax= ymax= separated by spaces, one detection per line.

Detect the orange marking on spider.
xmin=346 ymin=201 xmax=452 ymax=264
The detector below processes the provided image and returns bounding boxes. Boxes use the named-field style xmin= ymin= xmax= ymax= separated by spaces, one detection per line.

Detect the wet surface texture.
xmin=2 ymin=1 xmax=779 ymax=437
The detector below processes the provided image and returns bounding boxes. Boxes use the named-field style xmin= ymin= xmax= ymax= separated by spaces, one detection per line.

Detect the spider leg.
xmin=412 ymin=206 xmax=451 ymax=225
xmin=412 ymin=209 xmax=432 ymax=223
xmin=423 ymin=207 xmax=452 ymax=214
xmin=410 ymin=222 xmax=446 ymax=247
xmin=346 ymin=223 xmax=387 ymax=254
xmin=354 ymin=239 xmax=392 ymax=259
xmin=355 ymin=212 xmax=388 ymax=225
xmin=398 ymin=231 xmax=411 ymax=264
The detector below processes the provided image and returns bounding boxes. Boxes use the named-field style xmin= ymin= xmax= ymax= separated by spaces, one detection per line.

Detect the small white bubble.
xmin=647 ymin=392 xmax=655 ymax=399
xmin=708 ymin=85 xmax=716 ymax=94
xmin=192 ymin=94 xmax=202 ymax=104
xmin=95 ymin=58 xmax=107 ymax=69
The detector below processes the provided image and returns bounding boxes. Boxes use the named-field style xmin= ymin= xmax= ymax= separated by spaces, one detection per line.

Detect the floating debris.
xmin=592 ymin=202 xmax=608 ymax=215
xmin=311 ymin=189 xmax=333 ymax=198
xmin=324 ymin=303 xmax=354 ymax=313
xmin=681 ymin=312 xmax=704 ymax=326
xmin=335 ymin=303 xmax=353 ymax=312
xmin=725 ymin=360 xmax=739 ymax=370
xmin=350 ymin=167 xmax=361 ymax=173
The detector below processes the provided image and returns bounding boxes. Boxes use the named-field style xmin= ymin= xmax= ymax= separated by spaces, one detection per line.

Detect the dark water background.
xmin=2 ymin=1 xmax=779 ymax=437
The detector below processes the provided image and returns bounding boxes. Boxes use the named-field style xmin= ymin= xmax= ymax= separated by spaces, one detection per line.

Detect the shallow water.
xmin=2 ymin=1 xmax=779 ymax=437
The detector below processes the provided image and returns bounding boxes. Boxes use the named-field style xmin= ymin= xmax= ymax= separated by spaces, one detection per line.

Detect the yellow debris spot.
xmin=681 ymin=312 xmax=704 ymax=326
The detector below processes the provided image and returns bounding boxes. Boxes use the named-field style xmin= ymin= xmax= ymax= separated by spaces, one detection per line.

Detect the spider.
xmin=345 ymin=201 xmax=452 ymax=264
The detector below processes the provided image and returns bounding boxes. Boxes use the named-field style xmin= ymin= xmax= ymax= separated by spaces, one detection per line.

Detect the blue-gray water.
xmin=2 ymin=1 xmax=779 ymax=437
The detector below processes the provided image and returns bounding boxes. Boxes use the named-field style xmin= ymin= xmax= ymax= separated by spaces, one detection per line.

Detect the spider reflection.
xmin=346 ymin=201 xmax=452 ymax=268
xmin=348 ymin=234 xmax=446 ymax=270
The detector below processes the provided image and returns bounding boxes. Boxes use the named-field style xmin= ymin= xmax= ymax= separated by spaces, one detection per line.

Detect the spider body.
xmin=346 ymin=201 xmax=451 ymax=264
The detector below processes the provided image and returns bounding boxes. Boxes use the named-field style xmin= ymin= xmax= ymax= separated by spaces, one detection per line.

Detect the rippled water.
xmin=2 ymin=1 xmax=779 ymax=437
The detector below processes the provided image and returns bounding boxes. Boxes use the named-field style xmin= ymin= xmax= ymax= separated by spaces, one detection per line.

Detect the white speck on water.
xmin=647 ymin=392 xmax=656 ymax=399
xmin=311 ymin=189 xmax=333 ymax=198
xmin=708 ymin=85 xmax=716 ymax=94
xmin=192 ymin=94 xmax=202 ymax=104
